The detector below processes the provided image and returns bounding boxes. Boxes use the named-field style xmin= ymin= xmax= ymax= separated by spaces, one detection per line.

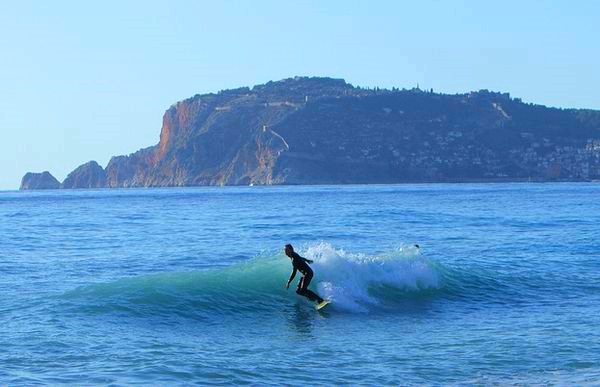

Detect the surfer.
xmin=284 ymin=244 xmax=326 ymax=306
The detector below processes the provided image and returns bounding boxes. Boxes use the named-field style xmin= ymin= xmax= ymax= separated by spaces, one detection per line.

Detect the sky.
xmin=1 ymin=0 xmax=599 ymax=190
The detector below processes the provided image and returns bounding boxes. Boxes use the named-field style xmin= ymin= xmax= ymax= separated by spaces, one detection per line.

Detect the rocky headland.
xmin=20 ymin=171 xmax=61 ymax=190
xmin=21 ymin=77 xmax=600 ymax=189
xmin=61 ymin=161 xmax=107 ymax=189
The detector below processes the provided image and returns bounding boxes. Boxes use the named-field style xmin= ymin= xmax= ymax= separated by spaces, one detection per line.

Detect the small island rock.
xmin=20 ymin=171 xmax=60 ymax=190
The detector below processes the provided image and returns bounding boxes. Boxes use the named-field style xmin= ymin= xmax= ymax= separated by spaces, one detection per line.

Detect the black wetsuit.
xmin=288 ymin=252 xmax=324 ymax=303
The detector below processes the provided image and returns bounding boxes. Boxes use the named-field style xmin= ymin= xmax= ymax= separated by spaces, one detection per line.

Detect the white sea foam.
xmin=301 ymin=242 xmax=440 ymax=312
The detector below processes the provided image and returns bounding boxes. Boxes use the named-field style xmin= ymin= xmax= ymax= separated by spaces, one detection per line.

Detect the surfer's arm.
xmin=302 ymin=257 xmax=314 ymax=264
xmin=286 ymin=268 xmax=297 ymax=289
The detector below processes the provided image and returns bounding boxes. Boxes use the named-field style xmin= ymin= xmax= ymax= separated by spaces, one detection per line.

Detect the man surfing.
xmin=284 ymin=244 xmax=329 ymax=309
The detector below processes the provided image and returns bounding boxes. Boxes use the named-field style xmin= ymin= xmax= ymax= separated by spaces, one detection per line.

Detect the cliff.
xmin=20 ymin=77 xmax=600 ymax=189
xmin=61 ymin=161 xmax=107 ymax=189
xmin=20 ymin=171 xmax=60 ymax=190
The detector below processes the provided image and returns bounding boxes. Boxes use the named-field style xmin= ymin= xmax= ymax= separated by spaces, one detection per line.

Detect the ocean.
xmin=1 ymin=183 xmax=599 ymax=385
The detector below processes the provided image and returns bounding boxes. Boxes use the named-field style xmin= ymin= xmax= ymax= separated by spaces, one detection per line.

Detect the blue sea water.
xmin=1 ymin=183 xmax=600 ymax=385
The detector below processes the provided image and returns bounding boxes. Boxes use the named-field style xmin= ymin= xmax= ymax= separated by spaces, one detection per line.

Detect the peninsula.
xmin=21 ymin=77 xmax=600 ymax=189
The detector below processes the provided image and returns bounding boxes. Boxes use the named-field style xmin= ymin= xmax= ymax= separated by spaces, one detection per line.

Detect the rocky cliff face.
xmin=20 ymin=171 xmax=60 ymax=190
xmin=19 ymin=76 xmax=600 ymax=190
xmin=101 ymin=77 xmax=356 ymax=187
xmin=61 ymin=161 xmax=107 ymax=189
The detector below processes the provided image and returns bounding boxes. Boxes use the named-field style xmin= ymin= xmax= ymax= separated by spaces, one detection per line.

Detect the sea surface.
xmin=1 ymin=183 xmax=600 ymax=385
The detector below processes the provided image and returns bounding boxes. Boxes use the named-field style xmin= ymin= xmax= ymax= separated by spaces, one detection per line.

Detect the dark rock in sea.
xmin=20 ymin=171 xmax=60 ymax=190
xmin=61 ymin=160 xmax=107 ymax=189
xmin=20 ymin=76 xmax=600 ymax=189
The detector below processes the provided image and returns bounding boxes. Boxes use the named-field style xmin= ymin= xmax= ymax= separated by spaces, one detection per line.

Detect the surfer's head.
xmin=284 ymin=244 xmax=294 ymax=257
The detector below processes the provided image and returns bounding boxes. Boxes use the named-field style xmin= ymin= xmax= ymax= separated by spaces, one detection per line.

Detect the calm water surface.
xmin=1 ymin=183 xmax=599 ymax=385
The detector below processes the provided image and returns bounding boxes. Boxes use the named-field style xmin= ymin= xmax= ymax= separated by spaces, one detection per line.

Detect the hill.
xmin=21 ymin=76 xmax=600 ymax=189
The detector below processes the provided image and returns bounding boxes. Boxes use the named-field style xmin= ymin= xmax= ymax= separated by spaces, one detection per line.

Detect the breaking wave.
xmin=61 ymin=242 xmax=445 ymax=316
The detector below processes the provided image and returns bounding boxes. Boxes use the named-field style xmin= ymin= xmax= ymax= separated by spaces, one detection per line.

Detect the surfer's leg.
xmin=302 ymin=271 xmax=313 ymax=289
xmin=296 ymin=272 xmax=323 ymax=303
xmin=297 ymin=276 xmax=306 ymax=292
xmin=296 ymin=286 xmax=320 ymax=302
xmin=303 ymin=289 xmax=323 ymax=303
xmin=296 ymin=276 xmax=308 ymax=296
xmin=296 ymin=276 xmax=318 ymax=301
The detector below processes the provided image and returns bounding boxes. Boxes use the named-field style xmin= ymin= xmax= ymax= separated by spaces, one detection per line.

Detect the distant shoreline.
xmin=9 ymin=178 xmax=600 ymax=192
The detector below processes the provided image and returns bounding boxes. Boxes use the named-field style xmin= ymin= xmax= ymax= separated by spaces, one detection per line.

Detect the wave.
xmin=61 ymin=243 xmax=444 ymax=316
xmin=306 ymin=242 xmax=440 ymax=311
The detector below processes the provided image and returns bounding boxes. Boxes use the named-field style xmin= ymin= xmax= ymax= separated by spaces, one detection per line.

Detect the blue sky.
xmin=1 ymin=0 xmax=598 ymax=189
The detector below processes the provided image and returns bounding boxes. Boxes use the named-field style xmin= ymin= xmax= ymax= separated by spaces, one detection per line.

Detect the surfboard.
xmin=316 ymin=300 xmax=331 ymax=311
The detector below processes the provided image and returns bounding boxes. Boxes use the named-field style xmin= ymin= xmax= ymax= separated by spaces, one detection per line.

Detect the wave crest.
xmin=305 ymin=242 xmax=440 ymax=311
xmin=62 ymin=242 xmax=442 ymax=315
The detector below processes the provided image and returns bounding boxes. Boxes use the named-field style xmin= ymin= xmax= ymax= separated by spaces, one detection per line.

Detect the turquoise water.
xmin=1 ymin=184 xmax=600 ymax=385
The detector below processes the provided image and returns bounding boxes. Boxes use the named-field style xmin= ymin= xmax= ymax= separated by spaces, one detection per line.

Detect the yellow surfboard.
xmin=316 ymin=300 xmax=331 ymax=311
